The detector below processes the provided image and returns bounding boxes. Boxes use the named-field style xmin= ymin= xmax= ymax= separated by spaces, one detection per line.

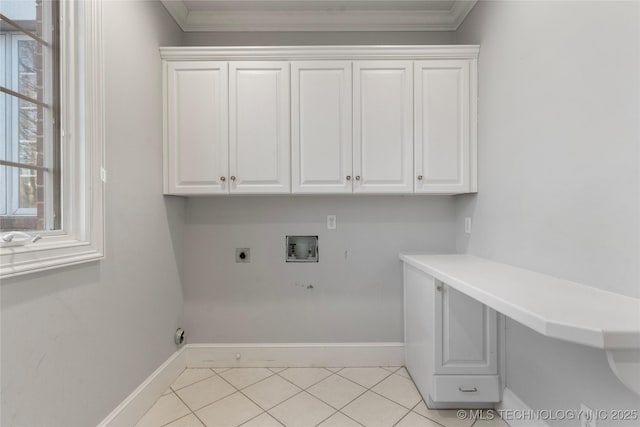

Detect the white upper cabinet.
xmin=291 ymin=61 xmax=352 ymax=194
xmin=229 ymin=62 xmax=290 ymax=194
xmin=353 ymin=61 xmax=414 ymax=193
xmin=165 ymin=61 xmax=228 ymax=194
xmin=161 ymin=46 xmax=478 ymax=196
xmin=414 ymin=60 xmax=476 ymax=193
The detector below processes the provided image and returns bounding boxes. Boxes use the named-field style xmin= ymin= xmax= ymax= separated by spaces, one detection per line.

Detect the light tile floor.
xmin=135 ymin=367 xmax=510 ymax=427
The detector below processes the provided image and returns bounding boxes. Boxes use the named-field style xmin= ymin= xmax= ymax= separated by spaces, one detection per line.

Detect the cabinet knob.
xmin=220 ymin=176 xmax=226 ymax=182
xmin=355 ymin=176 xmax=361 ymax=181
xmin=230 ymin=176 xmax=236 ymax=181
xmin=436 ymin=284 xmax=443 ymax=292
xmin=346 ymin=175 xmax=351 ymax=181
xmin=417 ymin=175 xmax=423 ymax=181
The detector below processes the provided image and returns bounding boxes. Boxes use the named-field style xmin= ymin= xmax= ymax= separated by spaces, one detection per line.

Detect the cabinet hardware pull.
xmin=230 ymin=176 xmax=236 ymax=181
xmin=417 ymin=175 xmax=423 ymax=180
xmin=346 ymin=175 xmax=351 ymax=181
xmin=436 ymin=284 xmax=443 ymax=291
xmin=459 ymin=387 xmax=478 ymax=393
xmin=220 ymin=176 xmax=226 ymax=182
xmin=355 ymin=176 xmax=361 ymax=181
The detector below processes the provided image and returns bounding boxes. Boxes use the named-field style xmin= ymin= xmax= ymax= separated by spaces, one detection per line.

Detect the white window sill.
xmin=0 ymin=236 xmax=104 ymax=278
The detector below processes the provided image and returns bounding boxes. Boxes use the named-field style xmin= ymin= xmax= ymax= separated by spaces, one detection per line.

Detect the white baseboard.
xmin=97 ymin=348 xmax=186 ymax=427
xmin=97 ymin=342 xmax=403 ymax=427
xmin=185 ymin=342 xmax=405 ymax=368
xmin=496 ymin=387 xmax=550 ymax=427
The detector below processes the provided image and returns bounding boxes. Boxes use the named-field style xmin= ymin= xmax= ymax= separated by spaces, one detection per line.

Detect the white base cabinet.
xmin=161 ymin=46 xmax=479 ymax=196
xmin=403 ymin=263 xmax=500 ymax=408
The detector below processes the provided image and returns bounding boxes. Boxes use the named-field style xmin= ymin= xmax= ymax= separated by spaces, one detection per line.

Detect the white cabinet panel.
xmin=414 ymin=60 xmax=471 ymax=194
xmin=435 ymin=283 xmax=498 ymax=375
xmin=291 ymin=61 xmax=352 ymax=193
xmin=165 ymin=61 xmax=228 ymax=194
xmin=229 ymin=62 xmax=290 ymax=193
xmin=354 ymin=61 xmax=413 ymax=193
xmin=404 ymin=264 xmax=436 ymax=404
xmin=403 ymin=263 xmax=500 ymax=407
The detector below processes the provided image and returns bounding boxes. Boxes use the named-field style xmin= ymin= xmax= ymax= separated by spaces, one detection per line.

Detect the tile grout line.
xmin=170 ymin=369 xmax=218 ymax=393
xmin=406 ymin=400 xmax=448 ymax=427
xmin=172 ymin=389 xmax=208 ymax=427
xmin=180 ymin=370 xmax=245 ymax=415
xmin=157 ymin=391 xmax=200 ymax=427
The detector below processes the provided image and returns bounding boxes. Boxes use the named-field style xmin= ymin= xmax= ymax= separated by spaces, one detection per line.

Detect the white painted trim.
xmin=160 ymin=1 xmax=477 ymax=32
xmin=159 ymin=45 xmax=480 ymax=62
xmin=0 ymin=0 xmax=106 ymax=279
xmin=97 ymin=348 xmax=187 ymax=427
xmin=185 ymin=342 xmax=404 ymax=368
xmin=496 ymin=387 xmax=550 ymax=427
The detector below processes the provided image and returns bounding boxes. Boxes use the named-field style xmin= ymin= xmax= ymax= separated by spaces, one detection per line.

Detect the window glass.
xmin=0 ymin=0 xmax=59 ymax=231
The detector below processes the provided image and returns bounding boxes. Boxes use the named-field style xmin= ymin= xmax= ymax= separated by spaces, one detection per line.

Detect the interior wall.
xmin=181 ymin=31 xmax=456 ymax=46
xmin=183 ymin=196 xmax=455 ymax=343
xmin=179 ymin=31 xmax=458 ymax=344
xmin=0 ymin=2 xmax=185 ymax=426
xmin=455 ymin=1 xmax=640 ymax=424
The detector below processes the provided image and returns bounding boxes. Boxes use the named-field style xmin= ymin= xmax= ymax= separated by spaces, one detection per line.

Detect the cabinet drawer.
xmin=431 ymin=375 xmax=500 ymax=403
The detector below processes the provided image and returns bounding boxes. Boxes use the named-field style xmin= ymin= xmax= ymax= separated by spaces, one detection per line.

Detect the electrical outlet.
xmin=236 ymin=248 xmax=250 ymax=263
xmin=327 ymin=215 xmax=337 ymax=230
xmin=580 ymin=404 xmax=597 ymax=427
xmin=464 ymin=217 xmax=472 ymax=234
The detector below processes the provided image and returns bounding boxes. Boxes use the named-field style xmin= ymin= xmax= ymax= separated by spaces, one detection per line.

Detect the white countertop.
xmin=399 ymin=253 xmax=640 ymax=350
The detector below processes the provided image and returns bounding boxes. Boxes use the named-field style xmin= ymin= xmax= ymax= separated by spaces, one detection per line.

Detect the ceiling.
xmin=160 ymin=0 xmax=477 ymax=32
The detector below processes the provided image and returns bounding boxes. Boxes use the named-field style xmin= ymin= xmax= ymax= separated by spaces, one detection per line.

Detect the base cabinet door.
xmin=229 ymin=62 xmax=291 ymax=193
xmin=353 ymin=61 xmax=413 ymax=193
xmin=403 ymin=264 xmax=500 ymax=407
xmin=291 ymin=61 xmax=352 ymax=194
xmin=165 ymin=61 xmax=229 ymax=195
xmin=435 ymin=282 xmax=498 ymax=375
xmin=414 ymin=60 xmax=473 ymax=194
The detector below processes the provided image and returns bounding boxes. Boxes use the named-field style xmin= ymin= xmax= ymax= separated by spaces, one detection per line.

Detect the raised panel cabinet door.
xmin=414 ymin=60 xmax=472 ymax=194
xmin=165 ymin=61 xmax=229 ymax=194
xmin=353 ymin=61 xmax=413 ymax=193
xmin=434 ymin=282 xmax=498 ymax=375
xmin=291 ymin=61 xmax=352 ymax=194
xmin=229 ymin=62 xmax=290 ymax=194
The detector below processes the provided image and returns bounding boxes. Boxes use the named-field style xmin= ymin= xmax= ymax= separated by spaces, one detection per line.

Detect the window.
xmin=1 ymin=0 xmax=60 ymax=232
xmin=0 ymin=0 xmax=104 ymax=278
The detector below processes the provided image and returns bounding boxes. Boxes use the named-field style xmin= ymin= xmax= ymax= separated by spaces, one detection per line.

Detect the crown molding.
xmin=159 ymin=45 xmax=480 ymax=61
xmin=160 ymin=1 xmax=477 ymax=32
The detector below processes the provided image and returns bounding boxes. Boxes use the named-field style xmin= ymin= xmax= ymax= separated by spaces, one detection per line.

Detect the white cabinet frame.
xmin=161 ymin=46 xmax=479 ymax=196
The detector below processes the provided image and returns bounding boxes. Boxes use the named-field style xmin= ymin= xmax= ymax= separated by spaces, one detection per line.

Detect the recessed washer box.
xmin=286 ymin=236 xmax=318 ymax=263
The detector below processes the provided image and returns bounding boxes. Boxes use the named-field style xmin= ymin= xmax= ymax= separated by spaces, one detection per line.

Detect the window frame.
xmin=0 ymin=0 xmax=105 ymax=278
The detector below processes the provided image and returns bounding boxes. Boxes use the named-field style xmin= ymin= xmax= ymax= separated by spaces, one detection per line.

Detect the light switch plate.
xmin=327 ymin=215 xmax=337 ymax=230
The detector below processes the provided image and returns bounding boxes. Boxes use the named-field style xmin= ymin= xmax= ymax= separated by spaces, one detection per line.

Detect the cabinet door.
xmin=229 ymin=62 xmax=290 ymax=193
xmin=291 ymin=61 xmax=352 ymax=194
xmin=434 ymin=282 xmax=498 ymax=375
xmin=414 ymin=60 xmax=471 ymax=194
xmin=165 ymin=61 xmax=228 ymax=194
xmin=404 ymin=265 xmax=436 ymax=403
xmin=353 ymin=61 xmax=413 ymax=193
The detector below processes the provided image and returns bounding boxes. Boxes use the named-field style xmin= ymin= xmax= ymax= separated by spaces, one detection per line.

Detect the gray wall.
xmin=455 ymin=1 xmax=640 ymax=424
xmin=181 ymin=31 xmax=455 ymax=46
xmin=0 ymin=2 xmax=185 ymax=426
xmin=183 ymin=196 xmax=456 ymax=343
xmin=179 ymin=31 xmax=459 ymax=344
